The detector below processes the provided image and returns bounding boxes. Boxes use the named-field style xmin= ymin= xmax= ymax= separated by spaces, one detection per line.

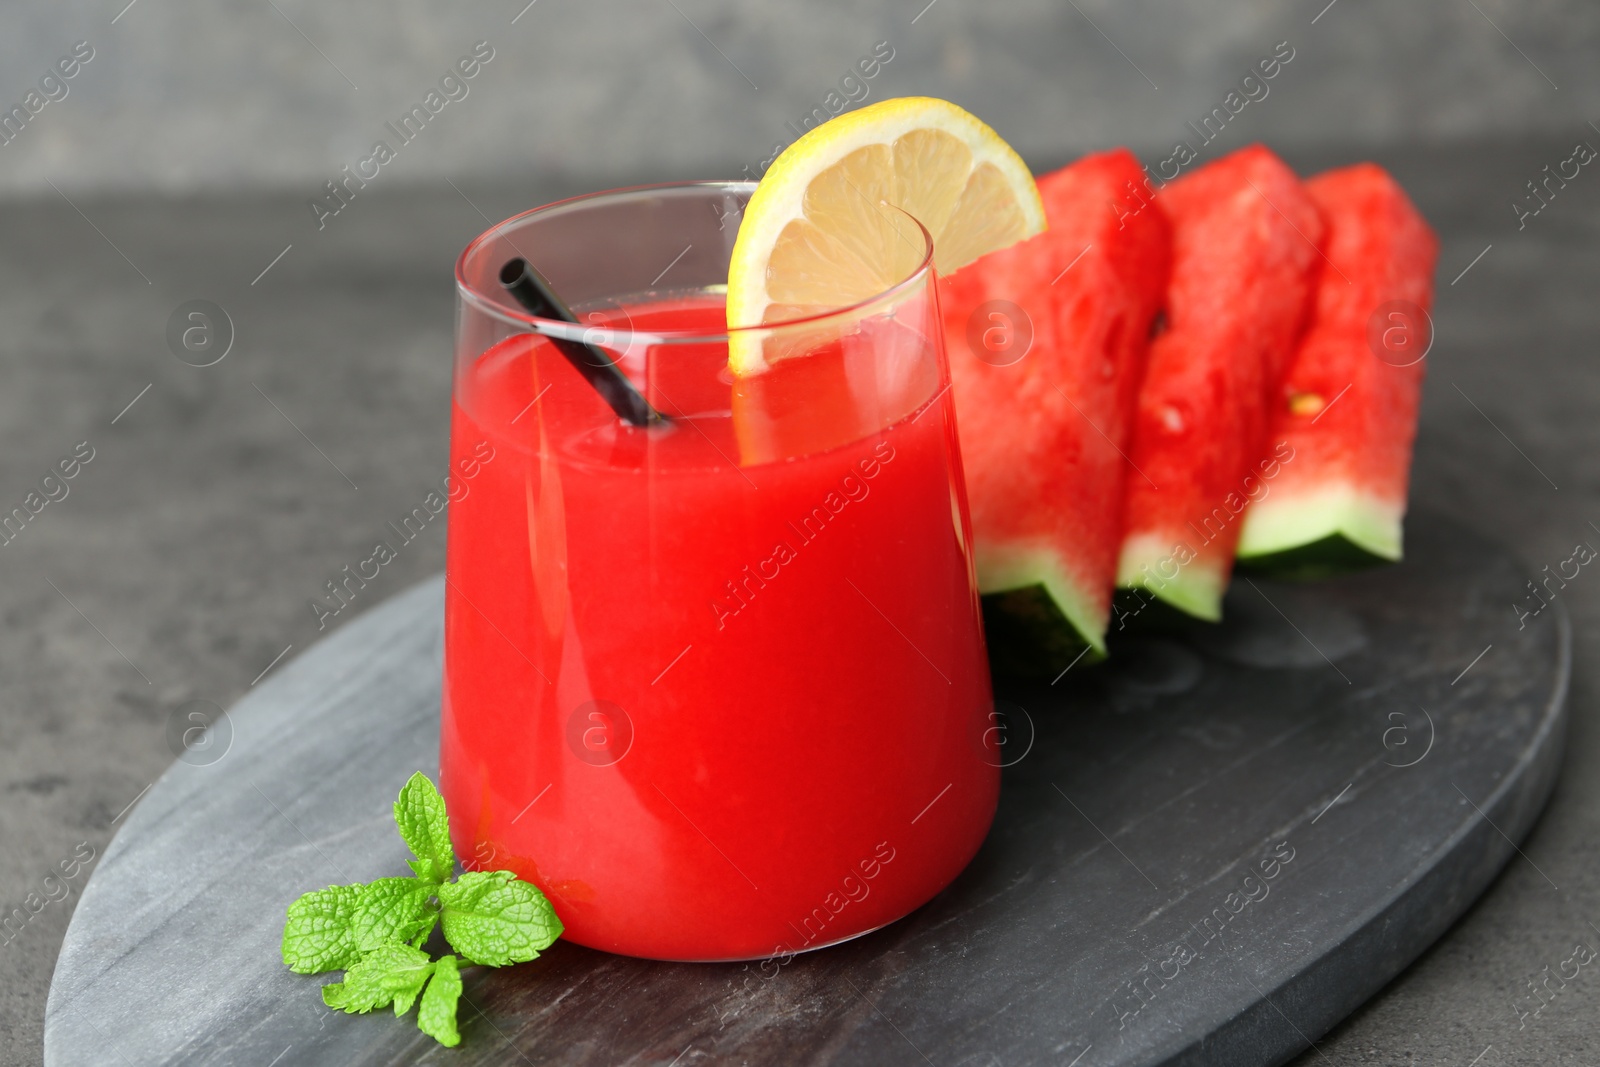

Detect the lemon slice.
xmin=726 ymin=96 xmax=1046 ymax=375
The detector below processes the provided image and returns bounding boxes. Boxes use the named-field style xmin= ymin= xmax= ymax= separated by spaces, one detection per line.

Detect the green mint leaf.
xmin=282 ymin=883 xmax=364 ymax=974
xmin=416 ymin=953 xmax=463 ymax=1047
xmin=394 ymin=772 xmax=455 ymax=885
xmin=391 ymin=972 xmax=426 ymax=1017
xmin=438 ymin=870 xmax=563 ymax=967
xmin=350 ymin=877 xmax=438 ymax=953
xmin=321 ymin=943 xmax=435 ymax=1015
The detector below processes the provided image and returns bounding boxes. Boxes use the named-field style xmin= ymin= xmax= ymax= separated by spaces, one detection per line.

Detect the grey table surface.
xmin=1 ymin=134 xmax=1597 ymax=1065
xmin=38 ymin=513 xmax=1572 ymax=1067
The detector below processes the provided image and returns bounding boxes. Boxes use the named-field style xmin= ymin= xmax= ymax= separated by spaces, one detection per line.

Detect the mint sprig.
xmin=281 ymin=772 xmax=562 ymax=1048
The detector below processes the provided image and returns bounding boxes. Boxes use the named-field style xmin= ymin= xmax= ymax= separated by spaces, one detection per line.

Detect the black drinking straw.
xmin=498 ymin=257 xmax=666 ymax=427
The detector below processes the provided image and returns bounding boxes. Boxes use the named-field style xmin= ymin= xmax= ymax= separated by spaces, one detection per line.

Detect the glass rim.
xmin=454 ymin=180 xmax=937 ymax=346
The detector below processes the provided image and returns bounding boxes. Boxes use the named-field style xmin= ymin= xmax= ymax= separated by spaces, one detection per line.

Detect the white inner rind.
xmin=1115 ymin=533 xmax=1228 ymax=622
xmin=977 ymin=547 xmax=1108 ymax=655
xmin=1236 ymin=483 xmax=1404 ymax=561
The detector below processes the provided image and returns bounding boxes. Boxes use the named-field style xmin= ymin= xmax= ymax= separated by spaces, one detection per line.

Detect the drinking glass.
xmin=443 ymin=181 xmax=997 ymax=961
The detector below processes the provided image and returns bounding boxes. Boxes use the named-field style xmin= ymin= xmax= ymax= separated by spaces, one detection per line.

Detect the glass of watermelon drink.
xmin=444 ymin=182 xmax=999 ymax=962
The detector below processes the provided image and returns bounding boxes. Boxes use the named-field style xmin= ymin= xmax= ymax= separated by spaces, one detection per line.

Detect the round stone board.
xmin=45 ymin=511 xmax=1569 ymax=1066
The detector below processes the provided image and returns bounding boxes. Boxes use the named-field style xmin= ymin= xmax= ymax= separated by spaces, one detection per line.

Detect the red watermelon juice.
xmin=442 ymin=266 xmax=997 ymax=961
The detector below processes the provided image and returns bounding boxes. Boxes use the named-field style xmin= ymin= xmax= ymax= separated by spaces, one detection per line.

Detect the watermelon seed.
xmin=1289 ymin=392 xmax=1325 ymax=418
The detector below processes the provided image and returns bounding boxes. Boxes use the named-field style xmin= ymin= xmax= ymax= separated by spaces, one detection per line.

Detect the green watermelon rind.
xmin=1234 ymin=532 xmax=1395 ymax=580
xmin=977 ymin=549 xmax=1107 ymax=675
xmin=1115 ymin=532 xmax=1227 ymax=623
xmin=1236 ymin=484 xmax=1403 ymax=576
xmin=980 ymin=587 xmax=1108 ymax=679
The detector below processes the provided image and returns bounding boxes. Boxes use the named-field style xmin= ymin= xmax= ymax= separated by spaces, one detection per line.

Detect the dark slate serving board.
xmin=44 ymin=512 xmax=1568 ymax=1067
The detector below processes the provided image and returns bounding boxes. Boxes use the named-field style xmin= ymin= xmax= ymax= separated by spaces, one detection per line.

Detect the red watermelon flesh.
xmin=1117 ymin=145 xmax=1323 ymax=621
xmin=1236 ymin=163 xmax=1439 ymax=570
xmin=939 ymin=148 xmax=1171 ymax=666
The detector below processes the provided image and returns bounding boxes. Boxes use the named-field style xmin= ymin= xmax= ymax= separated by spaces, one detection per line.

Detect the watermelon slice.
xmin=1116 ymin=145 xmax=1323 ymax=621
xmin=1236 ymin=163 xmax=1439 ymax=573
xmin=939 ymin=149 xmax=1171 ymax=670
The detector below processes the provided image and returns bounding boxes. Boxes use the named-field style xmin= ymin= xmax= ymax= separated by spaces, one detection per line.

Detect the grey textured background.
xmin=1 ymin=0 xmax=1598 ymax=1064
xmin=0 ymin=0 xmax=1596 ymax=195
